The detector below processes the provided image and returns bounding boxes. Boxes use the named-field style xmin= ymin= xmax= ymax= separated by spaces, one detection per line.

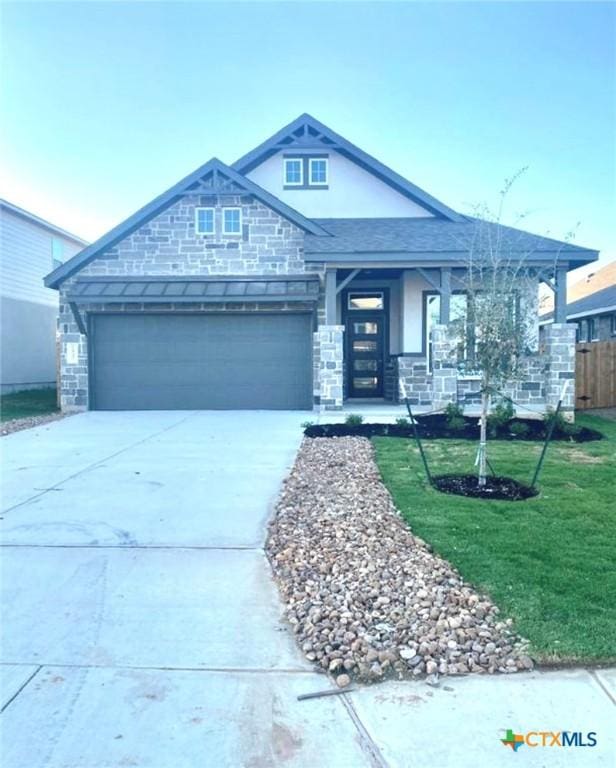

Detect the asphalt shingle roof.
xmin=305 ymin=217 xmax=597 ymax=260
xmin=541 ymin=284 xmax=616 ymax=321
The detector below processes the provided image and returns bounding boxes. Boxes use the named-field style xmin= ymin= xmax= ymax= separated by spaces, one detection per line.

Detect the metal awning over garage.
xmin=66 ymin=275 xmax=321 ymax=303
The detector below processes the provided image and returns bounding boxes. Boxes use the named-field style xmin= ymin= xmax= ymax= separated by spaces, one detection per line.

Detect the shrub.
xmin=509 ymin=421 xmax=530 ymax=438
xmin=444 ymin=402 xmax=464 ymax=430
xmin=447 ymin=416 xmax=466 ymax=432
xmin=395 ymin=417 xmax=410 ymax=427
xmin=488 ymin=399 xmax=515 ymax=429
xmin=345 ymin=413 xmax=364 ymax=426
xmin=301 ymin=421 xmax=315 ymax=429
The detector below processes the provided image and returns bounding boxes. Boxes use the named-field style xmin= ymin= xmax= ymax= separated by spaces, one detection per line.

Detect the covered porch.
xmin=313 ymin=263 xmax=575 ymax=417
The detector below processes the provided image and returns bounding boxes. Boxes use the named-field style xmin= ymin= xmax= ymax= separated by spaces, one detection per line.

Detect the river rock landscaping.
xmin=266 ymin=436 xmax=533 ymax=687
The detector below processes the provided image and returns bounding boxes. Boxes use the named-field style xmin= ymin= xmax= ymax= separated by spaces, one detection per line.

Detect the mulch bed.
xmin=305 ymin=414 xmax=603 ymax=443
xmin=432 ymin=474 xmax=538 ymax=501
xmin=267 ymin=436 xmax=533 ymax=688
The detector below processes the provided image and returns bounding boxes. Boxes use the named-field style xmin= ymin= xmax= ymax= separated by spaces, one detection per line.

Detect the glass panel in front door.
xmin=348 ymin=313 xmax=384 ymax=397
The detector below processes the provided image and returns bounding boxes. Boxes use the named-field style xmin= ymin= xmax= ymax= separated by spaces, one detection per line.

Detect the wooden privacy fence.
xmin=575 ymin=340 xmax=616 ymax=410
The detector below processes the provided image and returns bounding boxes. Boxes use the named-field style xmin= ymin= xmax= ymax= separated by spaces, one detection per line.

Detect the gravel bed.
xmin=266 ymin=436 xmax=533 ymax=687
xmin=1 ymin=412 xmax=67 ymax=436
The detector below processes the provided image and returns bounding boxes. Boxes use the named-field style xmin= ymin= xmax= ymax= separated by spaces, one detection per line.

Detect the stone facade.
xmin=430 ymin=325 xmax=458 ymax=410
xmin=396 ymin=357 xmax=432 ymax=406
xmin=55 ymin=192 xmax=578 ymax=416
xmin=58 ymin=195 xmax=325 ymax=411
xmin=313 ymin=325 xmax=344 ymax=410
xmin=393 ymin=324 xmax=575 ymax=420
xmin=542 ymin=323 xmax=577 ymax=420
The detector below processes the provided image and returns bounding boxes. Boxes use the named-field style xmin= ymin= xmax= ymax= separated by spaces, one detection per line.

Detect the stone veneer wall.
xmin=430 ymin=325 xmax=458 ymax=410
xmin=58 ymin=195 xmax=324 ymax=411
xmin=394 ymin=325 xmax=575 ymax=419
xmin=396 ymin=357 xmax=433 ymax=406
xmin=313 ymin=325 xmax=344 ymax=410
xmin=543 ymin=323 xmax=576 ymax=420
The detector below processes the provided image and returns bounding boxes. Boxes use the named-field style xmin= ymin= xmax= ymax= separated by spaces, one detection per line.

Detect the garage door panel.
xmin=90 ymin=314 xmax=313 ymax=410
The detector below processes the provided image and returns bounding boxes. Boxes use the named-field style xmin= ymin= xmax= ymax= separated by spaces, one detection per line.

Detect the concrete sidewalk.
xmin=1 ymin=412 xmax=614 ymax=767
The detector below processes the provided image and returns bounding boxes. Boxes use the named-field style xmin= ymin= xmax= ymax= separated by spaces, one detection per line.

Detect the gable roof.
xmin=232 ymin=113 xmax=464 ymax=222
xmin=304 ymin=217 xmax=599 ymax=266
xmin=540 ymin=284 xmax=616 ymax=322
xmin=45 ymin=158 xmax=330 ymax=289
xmin=0 ymin=198 xmax=88 ymax=247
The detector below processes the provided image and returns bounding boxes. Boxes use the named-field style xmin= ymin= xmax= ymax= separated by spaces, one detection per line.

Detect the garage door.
xmin=90 ymin=313 xmax=313 ymax=410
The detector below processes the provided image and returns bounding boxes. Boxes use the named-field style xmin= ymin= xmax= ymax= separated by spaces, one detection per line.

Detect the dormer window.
xmin=309 ymin=158 xmax=328 ymax=186
xmin=283 ymin=155 xmax=329 ymax=189
xmin=284 ymin=158 xmax=303 ymax=186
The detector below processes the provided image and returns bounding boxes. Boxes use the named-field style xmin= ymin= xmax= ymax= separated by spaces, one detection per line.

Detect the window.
xmin=309 ymin=158 xmax=328 ymax=186
xmin=51 ymin=238 xmax=63 ymax=269
xmin=588 ymin=317 xmax=598 ymax=341
xmin=195 ymin=207 xmax=214 ymax=235
xmin=353 ymin=321 xmax=378 ymax=335
xmin=284 ymin=158 xmax=303 ymax=186
xmin=353 ymin=340 xmax=377 ymax=353
xmin=425 ymin=293 xmax=469 ymax=370
xmin=222 ymin=207 xmax=241 ymax=235
xmin=348 ymin=292 xmax=384 ymax=310
xmin=283 ymin=155 xmax=329 ymax=188
xmin=611 ymin=314 xmax=616 ymax=336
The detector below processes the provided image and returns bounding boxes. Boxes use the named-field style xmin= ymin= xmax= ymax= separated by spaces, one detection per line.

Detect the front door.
xmin=347 ymin=312 xmax=385 ymax=398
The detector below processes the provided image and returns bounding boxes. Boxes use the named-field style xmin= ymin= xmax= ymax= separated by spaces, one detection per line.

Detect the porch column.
xmin=325 ymin=268 xmax=337 ymax=324
xmin=554 ymin=266 xmax=568 ymax=323
xmin=431 ymin=324 xmax=458 ymax=410
xmin=439 ymin=267 xmax=451 ymax=324
xmin=313 ymin=325 xmax=344 ymax=411
xmin=544 ymin=323 xmax=576 ymax=422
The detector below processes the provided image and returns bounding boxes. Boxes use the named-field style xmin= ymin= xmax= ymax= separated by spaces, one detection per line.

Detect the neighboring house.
xmin=0 ymin=199 xmax=87 ymax=393
xmin=44 ymin=114 xmax=598 ymax=414
xmin=540 ymin=262 xmax=616 ymax=342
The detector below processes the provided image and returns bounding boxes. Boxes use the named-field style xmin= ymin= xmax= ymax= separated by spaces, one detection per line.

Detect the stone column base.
xmin=431 ymin=324 xmax=458 ymax=410
xmin=544 ymin=323 xmax=576 ymax=422
xmin=313 ymin=325 xmax=344 ymax=411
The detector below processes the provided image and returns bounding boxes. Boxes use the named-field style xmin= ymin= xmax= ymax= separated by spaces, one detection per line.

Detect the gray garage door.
xmin=90 ymin=313 xmax=313 ymax=410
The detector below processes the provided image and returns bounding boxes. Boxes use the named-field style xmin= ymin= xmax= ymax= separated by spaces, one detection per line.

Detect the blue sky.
xmin=2 ymin=1 xmax=614 ymax=273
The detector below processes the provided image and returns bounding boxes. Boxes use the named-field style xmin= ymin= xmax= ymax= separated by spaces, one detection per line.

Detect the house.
xmin=540 ymin=262 xmax=616 ymax=342
xmin=1 ymin=199 xmax=87 ymax=393
xmin=44 ymin=114 xmax=598 ymax=415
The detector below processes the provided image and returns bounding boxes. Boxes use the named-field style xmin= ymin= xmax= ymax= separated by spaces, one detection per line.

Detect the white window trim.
xmin=222 ymin=206 xmax=242 ymax=235
xmin=283 ymin=157 xmax=304 ymax=186
xmin=309 ymin=157 xmax=328 ymax=186
xmin=195 ymin=206 xmax=215 ymax=235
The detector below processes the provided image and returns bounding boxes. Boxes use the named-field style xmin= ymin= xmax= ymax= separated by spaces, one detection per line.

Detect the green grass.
xmin=0 ymin=388 xmax=59 ymax=422
xmin=373 ymin=414 xmax=616 ymax=665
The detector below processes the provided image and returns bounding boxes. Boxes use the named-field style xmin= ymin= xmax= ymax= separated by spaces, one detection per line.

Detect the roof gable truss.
xmin=233 ymin=114 xmax=464 ymax=222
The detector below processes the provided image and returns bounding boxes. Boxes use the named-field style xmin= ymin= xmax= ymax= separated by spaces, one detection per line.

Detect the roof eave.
xmin=303 ymin=249 xmax=600 ymax=265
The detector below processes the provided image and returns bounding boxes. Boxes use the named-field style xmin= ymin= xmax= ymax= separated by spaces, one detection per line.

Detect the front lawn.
xmin=0 ymin=388 xmax=59 ymax=422
xmin=373 ymin=414 xmax=616 ymax=665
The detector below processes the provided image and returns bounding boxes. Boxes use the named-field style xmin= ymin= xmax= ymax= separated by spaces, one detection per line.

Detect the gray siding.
xmin=0 ymin=206 xmax=84 ymax=390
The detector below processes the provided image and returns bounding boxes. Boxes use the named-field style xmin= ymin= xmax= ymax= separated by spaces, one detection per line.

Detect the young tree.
xmin=450 ymin=172 xmax=538 ymax=486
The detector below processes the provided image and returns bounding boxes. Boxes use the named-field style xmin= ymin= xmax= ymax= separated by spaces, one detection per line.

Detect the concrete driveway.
xmin=1 ymin=412 xmax=614 ymax=768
